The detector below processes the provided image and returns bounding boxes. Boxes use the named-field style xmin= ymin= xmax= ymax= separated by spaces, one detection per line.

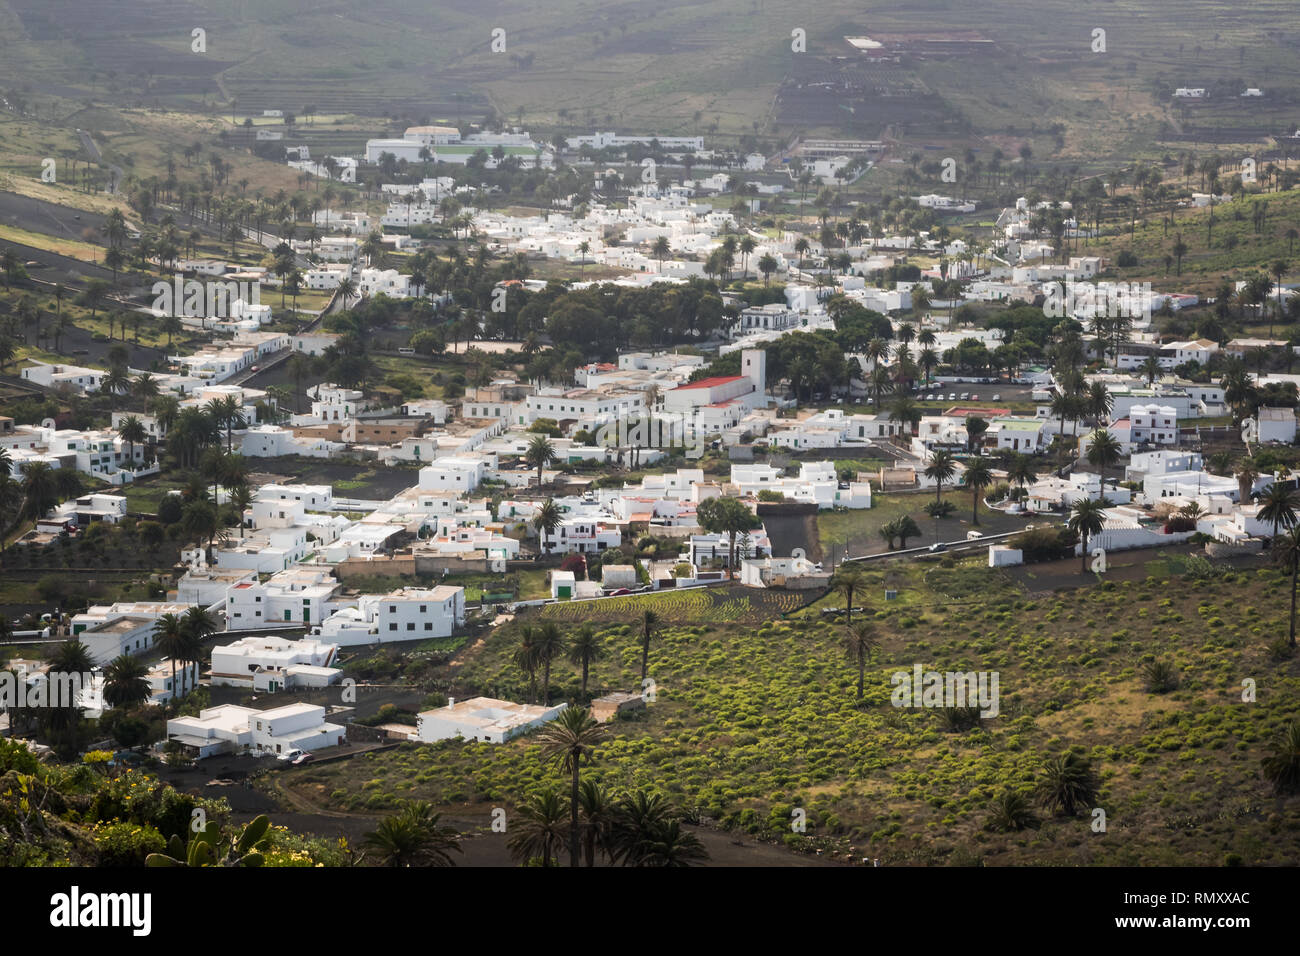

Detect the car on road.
xmin=278 ymin=749 xmax=311 ymax=764
xmin=970 ymin=394 xmax=978 ymax=401
xmin=961 ymin=392 xmax=970 ymax=400
xmin=928 ymin=542 xmax=947 ymax=553
xmin=948 ymin=393 xmax=956 ymax=401
xmin=992 ymin=394 xmax=1001 ymax=401
xmin=249 ymin=365 xmax=260 ymax=372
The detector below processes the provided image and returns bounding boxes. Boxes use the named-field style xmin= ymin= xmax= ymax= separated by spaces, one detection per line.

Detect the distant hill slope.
xmin=0 ymin=0 xmax=1296 ymax=149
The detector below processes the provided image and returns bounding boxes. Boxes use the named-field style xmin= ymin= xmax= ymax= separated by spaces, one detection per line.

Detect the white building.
xmin=166 ymin=702 xmax=346 ymax=759
xmin=210 ymin=635 xmax=341 ymax=691
xmin=413 ymin=697 xmax=567 ymax=744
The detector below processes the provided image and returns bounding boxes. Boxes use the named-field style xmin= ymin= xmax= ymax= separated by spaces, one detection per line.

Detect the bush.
xmin=1116 ymin=250 xmax=1139 ymax=267
xmin=1011 ymin=527 xmax=1078 ymax=563
xmin=94 ymin=823 xmax=167 ymax=866
xmin=1144 ymin=660 xmax=1180 ymax=693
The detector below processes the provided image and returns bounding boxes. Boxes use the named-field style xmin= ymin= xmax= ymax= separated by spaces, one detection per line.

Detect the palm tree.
xmin=132 ymin=373 xmax=161 ymax=413
xmin=20 ymin=461 xmax=59 ymax=521
xmin=532 ymin=622 xmax=566 ymax=706
xmin=102 ymin=654 xmax=152 ymax=709
xmin=831 ymin=562 xmax=867 ymax=626
xmin=962 ymin=457 xmax=993 ymax=525
xmin=1038 ymin=751 xmax=1100 ymax=817
xmin=925 ymin=449 xmax=957 ymax=504
xmin=1262 ymin=721 xmax=1300 ymax=795
xmin=1085 ymin=429 xmax=1122 ymax=489
xmin=152 ymin=613 xmax=186 ymax=702
xmin=507 ymin=789 xmax=569 ymax=867
xmin=525 ymin=434 xmax=554 ymax=487
xmin=1007 ymin=454 xmax=1037 ymax=504
xmin=577 ymin=779 xmax=617 ymax=867
xmin=532 ymin=498 xmax=561 ymax=554
xmin=1273 ymin=525 xmax=1300 ymax=649
xmin=1234 ymin=456 xmax=1260 ymax=502
xmin=1139 ymin=355 xmax=1161 ymax=386
xmin=537 ymin=706 xmax=607 ymax=867
xmin=567 ymin=625 xmax=602 ymax=700
xmin=513 ymin=626 xmax=539 ymax=704
xmin=637 ymin=609 xmax=659 ymax=682
xmin=1068 ymin=497 xmax=1109 ymax=574
xmin=363 ymin=802 xmax=461 ymax=867
xmin=636 ymin=819 xmax=709 ymax=866
xmin=1256 ymin=481 xmax=1300 ymax=538
xmin=117 ymin=416 xmax=148 ymax=467
xmin=844 ymin=621 xmax=879 ymax=701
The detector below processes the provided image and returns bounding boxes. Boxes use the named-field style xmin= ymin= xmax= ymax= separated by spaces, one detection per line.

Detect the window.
xmin=424 ymin=622 xmax=433 ymax=631
xmin=389 ymin=623 xmax=398 ymax=631
xmin=407 ymin=622 xmax=415 ymax=631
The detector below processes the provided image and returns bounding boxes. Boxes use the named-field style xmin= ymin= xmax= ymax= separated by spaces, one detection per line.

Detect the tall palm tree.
xmin=102 ymin=654 xmax=152 ymax=709
xmin=567 ymin=625 xmax=602 ymax=700
xmin=1007 ymin=454 xmax=1038 ymax=504
xmin=532 ymin=499 xmax=561 ymax=554
xmin=577 ymin=779 xmax=617 ymax=867
xmin=525 ymin=434 xmax=555 ymax=487
xmin=1068 ymin=497 xmax=1109 ymax=574
xmin=532 ymin=622 xmax=566 ymax=706
xmin=1257 ymin=481 xmax=1300 ymax=539
xmin=152 ymin=613 xmax=186 ymax=702
xmin=1235 ymin=457 xmax=1261 ymax=503
xmin=844 ymin=621 xmax=880 ymax=701
xmin=537 ymin=706 xmax=607 ymax=868
xmin=831 ymin=562 xmax=867 ymax=626
xmin=1085 ymin=429 xmax=1122 ymax=489
xmin=117 ymin=416 xmax=148 ymax=468
xmin=611 ymin=790 xmax=681 ymax=866
xmin=513 ymin=626 xmax=539 ymax=704
xmin=962 ymin=457 xmax=993 ymax=525
xmin=1272 ymin=526 xmax=1300 ymax=649
xmin=638 ymin=609 xmax=659 ymax=682
xmin=925 ymin=449 xmax=957 ymax=503
xmin=507 ymin=789 xmax=569 ymax=867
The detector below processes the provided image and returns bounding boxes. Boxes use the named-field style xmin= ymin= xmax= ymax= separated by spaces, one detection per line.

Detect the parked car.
xmin=278 ymin=749 xmax=310 ymax=763
xmin=961 ymin=393 xmax=970 ymax=400
xmin=970 ymin=394 xmax=979 ymax=401
xmin=992 ymin=394 xmax=1001 ymax=401
xmin=249 ymin=364 xmax=260 ymax=372
xmin=948 ymin=393 xmax=956 ymax=401
xmin=290 ymin=752 xmax=314 ymax=766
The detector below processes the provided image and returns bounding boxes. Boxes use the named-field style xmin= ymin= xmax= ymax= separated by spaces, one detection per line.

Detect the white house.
xmin=413 ymin=697 xmax=567 ymax=744
xmin=166 ymin=702 xmax=346 ymax=759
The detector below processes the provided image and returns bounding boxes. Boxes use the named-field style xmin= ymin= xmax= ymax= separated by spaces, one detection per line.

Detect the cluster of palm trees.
xmin=0 ymin=449 xmax=84 ymax=545
xmin=513 ymin=613 xmax=657 ymax=705
xmin=150 ymin=606 xmax=218 ymax=701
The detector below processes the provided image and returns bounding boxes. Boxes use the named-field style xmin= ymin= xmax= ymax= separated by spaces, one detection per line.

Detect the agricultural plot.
xmin=540 ymin=586 xmax=811 ymax=625
xmin=293 ymin=565 xmax=1300 ymax=865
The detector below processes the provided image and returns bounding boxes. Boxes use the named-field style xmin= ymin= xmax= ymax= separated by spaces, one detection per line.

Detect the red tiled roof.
xmin=675 ymin=375 xmax=744 ymax=390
